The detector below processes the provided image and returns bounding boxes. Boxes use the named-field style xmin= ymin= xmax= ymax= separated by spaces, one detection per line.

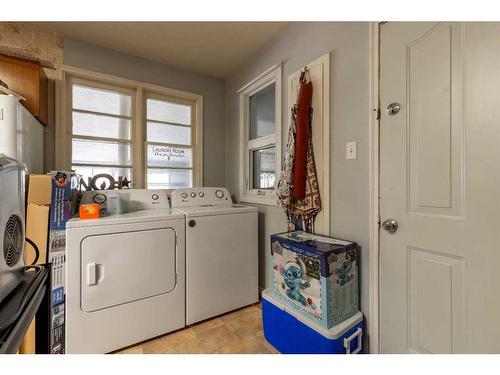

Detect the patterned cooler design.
xmin=270 ymin=231 xmax=359 ymax=329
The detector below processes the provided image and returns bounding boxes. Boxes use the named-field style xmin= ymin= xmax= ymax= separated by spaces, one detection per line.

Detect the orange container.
xmin=79 ymin=203 xmax=100 ymax=219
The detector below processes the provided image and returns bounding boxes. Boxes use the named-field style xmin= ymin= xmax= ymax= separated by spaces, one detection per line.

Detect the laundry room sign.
xmin=151 ymin=145 xmax=185 ymax=160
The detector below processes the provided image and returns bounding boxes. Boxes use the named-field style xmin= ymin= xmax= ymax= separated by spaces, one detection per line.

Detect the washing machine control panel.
xmin=80 ymin=189 xmax=170 ymax=215
xmin=171 ymin=187 xmax=232 ymax=207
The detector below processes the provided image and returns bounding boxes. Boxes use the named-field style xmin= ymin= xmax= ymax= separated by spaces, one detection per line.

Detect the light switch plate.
xmin=346 ymin=141 xmax=357 ymax=160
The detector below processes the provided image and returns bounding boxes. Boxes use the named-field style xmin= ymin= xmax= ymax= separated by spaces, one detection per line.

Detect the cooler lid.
xmin=262 ymin=289 xmax=363 ymax=339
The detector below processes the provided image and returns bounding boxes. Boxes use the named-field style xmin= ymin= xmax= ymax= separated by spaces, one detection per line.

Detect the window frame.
xmin=143 ymin=91 xmax=199 ymax=190
xmin=68 ymin=76 xmax=136 ymax=182
xmin=238 ymin=64 xmax=282 ymax=206
xmin=56 ymin=65 xmax=203 ymax=192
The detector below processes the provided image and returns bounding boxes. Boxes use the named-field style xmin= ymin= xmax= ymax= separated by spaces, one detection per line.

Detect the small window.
xmin=250 ymin=83 xmax=276 ymax=140
xmin=239 ymin=65 xmax=282 ymax=205
xmin=145 ymin=96 xmax=196 ymax=189
xmin=71 ymin=82 xmax=133 ymax=183
xmin=252 ymin=146 xmax=276 ymax=189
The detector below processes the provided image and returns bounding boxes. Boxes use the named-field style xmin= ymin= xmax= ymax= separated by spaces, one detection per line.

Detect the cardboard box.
xmin=19 ymin=319 xmax=36 ymax=354
xmin=47 ymin=171 xmax=79 ymax=354
xmin=24 ymin=204 xmax=50 ymax=265
xmin=27 ymin=174 xmax=52 ymax=205
xmin=270 ymin=231 xmax=359 ymax=329
xmin=20 ymin=175 xmax=52 ymax=353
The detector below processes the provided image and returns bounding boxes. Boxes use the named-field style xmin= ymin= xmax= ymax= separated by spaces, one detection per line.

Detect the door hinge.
xmin=374 ymin=107 xmax=381 ymax=120
xmin=377 ymin=216 xmax=381 ymax=229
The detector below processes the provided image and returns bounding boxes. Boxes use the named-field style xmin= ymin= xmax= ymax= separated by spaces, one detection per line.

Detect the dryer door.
xmin=81 ymin=227 xmax=176 ymax=312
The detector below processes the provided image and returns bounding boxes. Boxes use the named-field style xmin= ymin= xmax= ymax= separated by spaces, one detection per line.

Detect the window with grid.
xmin=145 ymin=96 xmax=195 ymax=189
xmin=238 ymin=64 xmax=281 ymax=205
xmin=248 ymin=83 xmax=277 ymax=190
xmin=71 ymin=82 xmax=133 ymax=184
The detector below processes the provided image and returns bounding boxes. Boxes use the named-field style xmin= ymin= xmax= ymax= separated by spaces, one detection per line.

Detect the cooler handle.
xmin=344 ymin=327 xmax=362 ymax=354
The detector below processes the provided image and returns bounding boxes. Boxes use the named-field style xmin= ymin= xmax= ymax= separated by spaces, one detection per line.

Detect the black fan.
xmin=3 ymin=214 xmax=23 ymax=267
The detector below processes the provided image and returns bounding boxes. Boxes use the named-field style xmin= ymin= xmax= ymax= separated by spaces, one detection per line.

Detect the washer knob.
xmin=215 ymin=189 xmax=224 ymax=199
xmin=190 ymin=192 xmax=196 ymax=198
xmin=181 ymin=193 xmax=188 ymax=199
xmin=199 ymin=191 xmax=205 ymax=197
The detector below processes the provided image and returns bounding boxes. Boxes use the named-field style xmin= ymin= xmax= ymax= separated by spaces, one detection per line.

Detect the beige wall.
xmin=225 ymin=22 xmax=371 ymax=346
xmin=63 ymin=38 xmax=226 ymax=188
xmin=0 ymin=22 xmax=63 ymax=171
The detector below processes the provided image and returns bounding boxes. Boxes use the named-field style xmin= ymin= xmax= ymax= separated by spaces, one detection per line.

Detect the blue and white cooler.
xmin=262 ymin=289 xmax=363 ymax=354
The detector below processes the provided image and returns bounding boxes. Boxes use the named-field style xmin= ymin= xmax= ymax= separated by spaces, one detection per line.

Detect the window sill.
xmin=239 ymin=193 xmax=278 ymax=207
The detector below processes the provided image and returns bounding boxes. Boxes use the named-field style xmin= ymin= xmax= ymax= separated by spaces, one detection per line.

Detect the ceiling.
xmin=33 ymin=22 xmax=289 ymax=78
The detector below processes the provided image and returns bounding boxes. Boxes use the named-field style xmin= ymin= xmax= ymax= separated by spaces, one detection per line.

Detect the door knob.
xmin=188 ymin=219 xmax=196 ymax=227
xmin=386 ymin=103 xmax=400 ymax=116
xmin=382 ymin=219 xmax=399 ymax=234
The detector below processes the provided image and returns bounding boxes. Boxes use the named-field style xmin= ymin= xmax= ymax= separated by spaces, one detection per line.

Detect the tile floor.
xmin=114 ymin=303 xmax=279 ymax=354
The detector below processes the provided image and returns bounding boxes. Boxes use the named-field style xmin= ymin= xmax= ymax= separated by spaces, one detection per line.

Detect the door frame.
xmin=368 ymin=21 xmax=381 ymax=354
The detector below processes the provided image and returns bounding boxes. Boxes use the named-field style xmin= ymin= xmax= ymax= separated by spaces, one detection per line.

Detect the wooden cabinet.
xmin=0 ymin=54 xmax=48 ymax=125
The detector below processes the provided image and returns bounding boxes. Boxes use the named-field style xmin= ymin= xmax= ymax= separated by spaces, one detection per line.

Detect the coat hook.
xmin=300 ymin=66 xmax=310 ymax=83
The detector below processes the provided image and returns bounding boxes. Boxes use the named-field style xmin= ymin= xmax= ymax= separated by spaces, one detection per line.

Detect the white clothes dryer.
xmin=65 ymin=189 xmax=185 ymax=353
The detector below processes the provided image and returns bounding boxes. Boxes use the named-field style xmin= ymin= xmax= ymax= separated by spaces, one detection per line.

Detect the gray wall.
xmin=64 ymin=25 xmax=373 ymax=346
xmin=225 ymin=22 xmax=371 ymax=343
xmin=64 ymin=38 xmax=226 ymax=187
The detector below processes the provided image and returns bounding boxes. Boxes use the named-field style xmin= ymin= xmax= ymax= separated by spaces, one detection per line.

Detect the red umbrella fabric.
xmin=293 ymin=75 xmax=313 ymax=200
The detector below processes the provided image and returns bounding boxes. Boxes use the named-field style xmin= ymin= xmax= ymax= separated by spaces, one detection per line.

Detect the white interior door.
xmin=380 ymin=22 xmax=500 ymax=353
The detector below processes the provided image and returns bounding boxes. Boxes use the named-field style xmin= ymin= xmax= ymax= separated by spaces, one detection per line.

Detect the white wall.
xmin=63 ymin=38 xmax=226 ymax=187
xmin=225 ymin=22 xmax=372 ymax=347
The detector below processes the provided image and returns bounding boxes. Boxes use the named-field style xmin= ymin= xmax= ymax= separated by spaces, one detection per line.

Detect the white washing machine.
xmin=171 ymin=187 xmax=258 ymax=325
xmin=65 ymin=189 xmax=185 ymax=353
